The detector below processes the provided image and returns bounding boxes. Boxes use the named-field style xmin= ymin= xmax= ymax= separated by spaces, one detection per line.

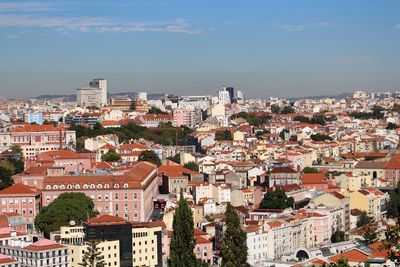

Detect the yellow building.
xmin=349 ymin=187 xmax=388 ymax=221
xmin=163 ymin=204 xmax=204 ymax=230
xmin=68 ymin=240 xmax=120 ymax=267
xmin=55 ymin=226 xmax=120 ymax=267
xmin=131 ymin=222 xmax=164 ymax=267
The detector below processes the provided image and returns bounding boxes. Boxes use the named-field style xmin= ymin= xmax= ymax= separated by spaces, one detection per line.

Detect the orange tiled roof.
xmin=329 ymin=249 xmax=369 ymax=262
xmin=0 ymin=183 xmax=40 ymax=196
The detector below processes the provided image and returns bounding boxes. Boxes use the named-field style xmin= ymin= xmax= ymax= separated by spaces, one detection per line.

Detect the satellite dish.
xmin=69 ymin=220 xmax=76 ymax=226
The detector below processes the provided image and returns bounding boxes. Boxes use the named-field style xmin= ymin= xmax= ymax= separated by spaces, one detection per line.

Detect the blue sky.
xmin=1 ymin=0 xmax=400 ymax=98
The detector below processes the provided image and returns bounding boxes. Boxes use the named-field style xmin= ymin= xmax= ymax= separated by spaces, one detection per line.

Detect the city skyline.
xmin=1 ymin=0 xmax=400 ymax=98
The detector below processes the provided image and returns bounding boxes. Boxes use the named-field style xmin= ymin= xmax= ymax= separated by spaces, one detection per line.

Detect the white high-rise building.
xmin=218 ymin=90 xmax=231 ymax=104
xmin=237 ymin=90 xmax=244 ymax=100
xmin=89 ymin=78 xmax=107 ymax=105
xmin=76 ymin=78 xmax=107 ymax=107
xmin=137 ymin=91 xmax=148 ymax=101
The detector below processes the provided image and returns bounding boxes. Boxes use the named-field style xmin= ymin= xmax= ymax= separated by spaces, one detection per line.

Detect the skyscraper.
xmin=223 ymin=86 xmax=234 ymax=102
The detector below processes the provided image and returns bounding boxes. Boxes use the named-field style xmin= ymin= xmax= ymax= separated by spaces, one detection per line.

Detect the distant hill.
xmin=287 ymin=92 xmax=352 ymax=101
xmin=35 ymin=92 xmax=166 ymax=102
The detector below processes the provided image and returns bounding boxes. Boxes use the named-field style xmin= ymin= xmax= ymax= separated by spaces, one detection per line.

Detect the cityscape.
xmin=1 ymin=1 xmax=400 ymax=267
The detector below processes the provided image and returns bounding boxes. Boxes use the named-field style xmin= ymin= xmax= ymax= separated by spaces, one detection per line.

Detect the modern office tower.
xmin=137 ymin=91 xmax=148 ymax=102
xmin=84 ymin=215 xmax=133 ymax=267
xmin=223 ymin=86 xmax=234 ymax=102
xmin=76 ymin=78 xmax=107 ymax=107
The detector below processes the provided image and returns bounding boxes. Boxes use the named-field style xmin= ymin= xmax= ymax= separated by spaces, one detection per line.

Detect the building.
xmin=349 ymin=187 xmax=389 ymax=221
xmin=84 ymin=215 xmax=132 ymax=267
xmin=223 ymin=86 xmax=234 ymax=102
xmin=0 ymin=184 xmax=41 ymax=230
xmin=131 ymin=222 xmax=164 ymax=267
xmin=0 ymin=254 xmax=20 ymax=267
xmin=77 ymin=78 xmax=107 ymax=107
xmin=137 ymin=92 xmax=148 ymax=102
xmin=0 ymin=239 xmax=69 ymax=267
xmin=24 ymin=113 xmax=43 ymax=125
xmin=42 ymin=162 xmax=159 ymax=222
xmin=172 ymin=107 xmax=201 ymax=128
xmin=10 ymin=124 xmax=76 ymax=159
xmin=88 ymin=78 xmax=108 ymax=106
xmin=218 ymin=90 xmax=231 ymax=105
xmin=68 ymin=240 xmax=120 ymax=267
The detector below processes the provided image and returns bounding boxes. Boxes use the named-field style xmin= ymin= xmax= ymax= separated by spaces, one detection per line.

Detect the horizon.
xmin=1 ymin=0 xmax=400 ymax=98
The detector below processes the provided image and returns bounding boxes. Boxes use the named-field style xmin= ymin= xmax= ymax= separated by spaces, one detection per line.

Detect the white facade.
xmin=246 ymin=226 xmax=268 ymax=266
xmin=137 ymin=92 xmax=148 ymax=101
xmin=77 ymin=78 xmax=107 ymax=107
xmin=218 ymin=90 xmax=231 ymax=104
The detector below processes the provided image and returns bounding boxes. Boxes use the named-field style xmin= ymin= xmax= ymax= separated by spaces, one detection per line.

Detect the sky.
xmin=1 ymin=0 xmax=400 ymax=99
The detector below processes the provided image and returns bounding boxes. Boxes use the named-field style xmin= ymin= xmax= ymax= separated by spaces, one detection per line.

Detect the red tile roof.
xmin=0 ymin=183 xmax=40 ymax=196
xmin=329 ymin=249 xmax=369 ymax=262
xmin=24 ymin=239 xmax=65 ymax=251
xmin=302 ymin=173 xmax=327 ymax=184
xmin=86 ymin=215 xmax=129 ymax=226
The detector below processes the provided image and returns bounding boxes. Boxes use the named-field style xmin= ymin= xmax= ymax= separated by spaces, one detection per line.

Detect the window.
xmin=134 ymin=193 xmax=138 ymax=199
xmin=114 ymin=194 xmax=119 ymax=200
xmin=124 ymin=193 xmax=128 ymax=200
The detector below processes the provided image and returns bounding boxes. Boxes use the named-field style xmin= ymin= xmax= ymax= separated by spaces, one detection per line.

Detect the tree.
xmin=294 ymin=115 xmax=310 ymax=123
xmin=387 ymin=122 xmax=398 ymax=130
xmin=35 ymin=192 xmax=97 ymax=238
xmin=356 ymin=211 xmax=372 ymax=227
xmin=330 ymin=229 xmax=346 ymax=243
xmin=387 ymin=183 xmax=400 ymax=218
xmin=183 ymin=162 xmax=199 ymax=172
xmin=79 ymin=240 xmax=106 ymax=267
xmin=221 ymin=203 xmax=248 ymax=267
xmin=147 ymin=106 xmax=168 ymax=114
xmin=393 ymin=104 xmax=400 ymax=113
xmin=303 ymin=166 xmax=319 ymax=174
xmin=215 ymin=130 xmax=233 ymax=141
xmin=169 ymin=192 xmax=197 ymax=267
xmin=129 ymin=101 xmax=136 ymax=111
xmin=167 ymin=154 xmax=181 ymax=164
xmin=330 ymin=257 xmax=350 ymax=267
xmin=100 ymin=152 xmax=121 ymax=162
xmin=259 ymin=189 xmax=294 ymax=209
xmin=381 ymin=220 xmax=400 ymax=265
xmin=362 ymin=221 xmax=378 ymax=244
xmin=0 ymin=167 xmax=14 ymax=190
xmin=310 ymin=133 xmax=332 ymax=142
xmin=138 ymin=150 xmax=161 ymax=166
xmin=310 ymin=115 xmax=326 ymax=126
xmin=281 ymin=105 xmax=295 ymax=114
xmin=270 ymin=104 xmax=281 ymax=114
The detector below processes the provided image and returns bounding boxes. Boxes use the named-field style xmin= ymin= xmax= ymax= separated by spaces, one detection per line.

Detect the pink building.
xmin=10 ymin=124 xmax=76 ymax=160
xmin=13 ymin=166 xmax=48 ymax=189
xmin=0 ymin=184 xmax=41 ymax=230
xmin=25 ymin=150 xmax=92 ymax=173
xmin=384 ymin=155 xmax=400 ymax=186
xmin=172 ymin=108 xmax=200 ymax=128
xmin=41 ymin=162 xmax=158 ymax=222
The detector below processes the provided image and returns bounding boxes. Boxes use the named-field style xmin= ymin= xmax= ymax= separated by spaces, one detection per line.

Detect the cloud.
xmin=0 ymin=14 xmax=206 ymax=34
xmin=332 ymin=55 xmax=374 ymax=65
xmin=0 ymin=2 xmax=55 ymax=12
xmin=273 ymin=21 xmax=333 ymax=32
